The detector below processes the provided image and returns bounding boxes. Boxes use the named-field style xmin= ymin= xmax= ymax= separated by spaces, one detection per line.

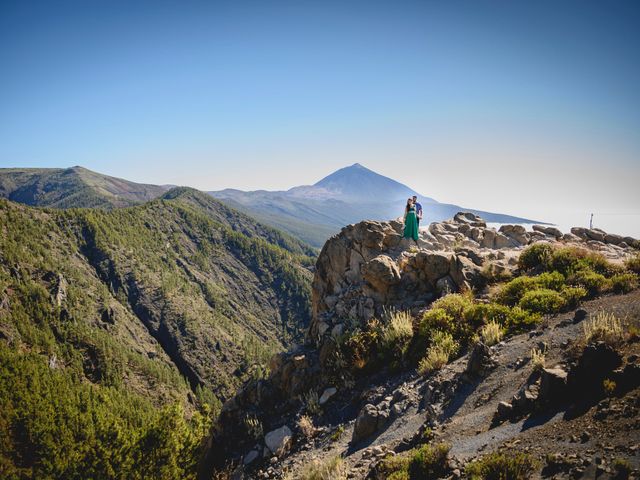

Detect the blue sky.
xmin=1 ymin=1 xmax=639 ymax=234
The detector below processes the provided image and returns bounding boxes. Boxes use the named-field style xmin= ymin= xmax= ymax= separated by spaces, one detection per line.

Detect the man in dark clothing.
xmin=412 ymin=195 xmax=423 ymax=228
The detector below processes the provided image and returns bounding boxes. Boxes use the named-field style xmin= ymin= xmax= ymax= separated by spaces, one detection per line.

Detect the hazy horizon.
xmin=1 ymin=1 xmax=639 ymax=236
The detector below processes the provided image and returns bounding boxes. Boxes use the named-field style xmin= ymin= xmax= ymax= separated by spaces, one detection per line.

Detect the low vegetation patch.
xmin=299 ymin=456 xmax=346 ymax=480
xmin=418 ymin=330 xmax=459 ymax=375
xmin=465 ymin=451 xmax=537 ymax=480
xmin=518 ymin=288 xmax=566 ymax=314
xmin=378 ymin=443 xmax=451 ymax=480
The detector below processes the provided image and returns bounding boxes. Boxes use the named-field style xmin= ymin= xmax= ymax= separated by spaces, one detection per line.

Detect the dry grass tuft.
xmin=299 ymin=456 xmax=347 ymax=480
xmin=297 ymin=415 xmax=315 ymax=439
xmin=531 ymin=347 xmax=546 ymax=371
xmin=583 ymin=311 xmax=624 ymax=345
xmin=480 ymin=321 xmax=504 ymax=346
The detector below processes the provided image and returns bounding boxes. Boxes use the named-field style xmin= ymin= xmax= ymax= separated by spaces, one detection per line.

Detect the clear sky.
xmin=1 ymin=0 xmax=639 ymax=235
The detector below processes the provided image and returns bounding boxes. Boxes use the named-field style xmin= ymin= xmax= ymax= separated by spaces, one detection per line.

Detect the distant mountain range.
xmin=210 ymin=163 xmax=543 ymax=247
xmin=0 ymin=164 xmax=543 ymax=248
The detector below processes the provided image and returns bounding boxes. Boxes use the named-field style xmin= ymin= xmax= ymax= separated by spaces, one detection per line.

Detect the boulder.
xmin=361 ymin=255 xmax=401 ymax=293
xmin=539 ymin=367 xmax=568 ymax=404
xmin=495 ymin=401 xmax=514 ymax=421
xmin=449 ymin=255 xmax=484 ymax=290
xmin=568 ymin=342 xmax=623 ymax=396
xmin=481 ymin=229 xmax=497 ymax=249
xmin=532 ymin=225 xmax=563 ymax=239
xmin=453 ymin=212 xmax=487 ymax=228
xmin=264 ymin=426 xmax=292 ymax=456
xmin=585 ymin=229 xmax=605 ymax=242
xmin=419 ymin=252 xmax=453 ymax=284
xmin=352 ymin=404 xmax=388 ymax=443
xmin=512 ymin=384 xmax=539 ymax=412
xmin=570 ymin=227 xmax=589 ymax=240
xmin=494 ymin=233 xmax=513 ymax=249
xmin=466 ymin=342 xmax=497 ymax=377
xmin=604 ymin=233 xmax=623 ymax=245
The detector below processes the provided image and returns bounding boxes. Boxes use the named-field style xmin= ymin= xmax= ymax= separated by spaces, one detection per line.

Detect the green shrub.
xmin=408 ymin=443 xmax=451 ymax=478
xmin=518 ymin=288 xmax=566 ymax=314
xmin=466 ymin=452 xmax=537 ymax=480
xmin=504 ymin=307 xmax=542 ymax=332
xmin=431 ymin=293 xmax=475 ymax=319
xmin=377 ymin=443 xmax=450 ymax=480
xmin=420 ymin=308 xmax=455 ymax=336
xmin=518 ymin=243 xmax=554 ymax=271
xmin=419 ymin=301 xmax=473 ymax=344
xmin=536 ymin=271 xmax=566 ymax=290
xmin=549 ymin=246 xmax=618 ymax=276
xmin=497 ymin=276 xmax=541 ymax=306
xmin=418 ymin=331 xmax=458 ymax=375
xmin=568 ymin=269 xmax=610 ymax=296
xmin=464 ymin=303 xmax=512 ymax=328
xmin=610 ymin=273 xmax=639 ymax=294
xmin=560 ymin=286 xmax=588 ymax=309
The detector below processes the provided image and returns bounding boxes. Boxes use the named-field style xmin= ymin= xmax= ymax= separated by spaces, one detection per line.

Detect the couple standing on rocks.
xmin=403 ymin=195 xmax=423 ymax=241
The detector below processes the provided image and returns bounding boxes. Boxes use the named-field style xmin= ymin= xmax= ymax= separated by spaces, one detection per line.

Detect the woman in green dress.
xmin=403 ymin=197 xmax=419 ymax=241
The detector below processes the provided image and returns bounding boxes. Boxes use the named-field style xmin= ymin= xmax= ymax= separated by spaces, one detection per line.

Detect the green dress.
xmin=403 ymin=205 xmax=419 ymax=241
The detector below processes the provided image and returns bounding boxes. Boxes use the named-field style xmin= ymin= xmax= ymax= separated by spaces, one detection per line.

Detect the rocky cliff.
xmin=201 ymin=213 xmax=640 ymax=479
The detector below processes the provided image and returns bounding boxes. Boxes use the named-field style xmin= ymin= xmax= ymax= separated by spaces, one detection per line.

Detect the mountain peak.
xmin=313 ymin=163 xmax=425 ymax=202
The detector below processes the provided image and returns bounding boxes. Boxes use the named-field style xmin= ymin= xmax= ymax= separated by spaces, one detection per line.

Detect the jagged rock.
xmin=417 ymin=251 xmax=453 ymax=284
xmin=533 ymin=225 xmax=563 ymax=239
xmin=512 ymin=383 xmax=539 ymax=411
xmin=495 ymin=401 xmax=514 ymax=421
xmin=319 ymin=387 xmax=337 ymax=405
xmin=481 ymin=229 xmax=497 ymax=249
xmin=494 ymin=233 xmax=513 ymax=249
xmin=264 ymin=426 xmax=292 ymax=456
xmin=449 ymin=255 xmax=484 ymax=290
xmin=604 ymin=233 xmax=623 ymax=245
xmin=466 ymin=342 xmax=497 ymax=377
xmin=539 ymin=367 xmax=568 ymax=403
xmin=352 ymin=404 xmax=388 ymax=443
xmin=499 ymin=225 xmax=529 ymax=245
xmin=568 ymin=342 xmax=623 ymax=397
xmin=571 ymin=227 xmax=589 ymax=240
xmin=453 ymin=212 xmax=486 ymax=228
xmin=614 ymin=363 xmax=640 ymax=393
xmin=362 ymin=255 xmax=401 ymax=293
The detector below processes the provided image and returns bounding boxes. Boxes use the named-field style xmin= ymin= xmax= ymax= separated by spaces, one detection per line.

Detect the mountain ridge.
xmin=0 ymin=166 xmax=170 ymax=209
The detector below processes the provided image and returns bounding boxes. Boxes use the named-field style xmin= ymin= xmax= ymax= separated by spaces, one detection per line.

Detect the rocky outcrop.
xmin=202 ymin=213 xmax=639 ymax=476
